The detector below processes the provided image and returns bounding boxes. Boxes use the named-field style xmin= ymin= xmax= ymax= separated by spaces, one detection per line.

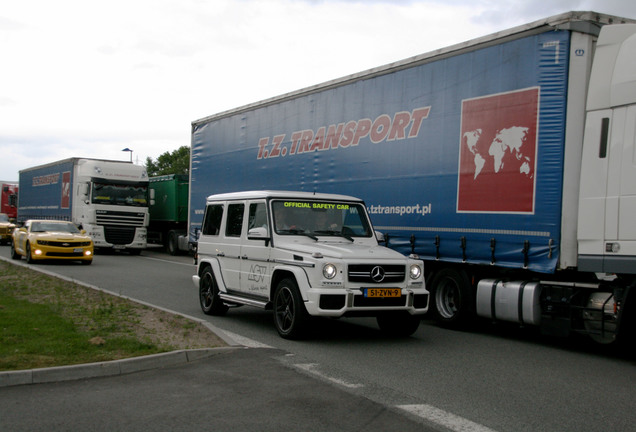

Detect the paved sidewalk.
xmin=0 ymin=347 xmax=430 ymax=432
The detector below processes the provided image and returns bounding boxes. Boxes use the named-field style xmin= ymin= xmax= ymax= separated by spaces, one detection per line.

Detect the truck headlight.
xmin=409 ymin=264 xmax=422 ymax=280
xmin=323 ymin=263 xmax=337 ymax=279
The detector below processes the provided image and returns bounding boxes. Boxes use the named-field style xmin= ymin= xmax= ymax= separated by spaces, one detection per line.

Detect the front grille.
xmin=0 ymin=227 xmax=10 ymax=235
xmin=348 ymin=264 xmax=405 ymax=284
xmin=39 ymin=241 xmax=91 ymax=247
xmin=104 ymin=225 xmax=135 ymax=245
xmin=96 ymin=210 xmax=145 ymax=227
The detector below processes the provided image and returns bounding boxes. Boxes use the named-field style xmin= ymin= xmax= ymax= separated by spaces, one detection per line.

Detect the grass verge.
xmin=0 ymin=260 xmax=225 ymax=371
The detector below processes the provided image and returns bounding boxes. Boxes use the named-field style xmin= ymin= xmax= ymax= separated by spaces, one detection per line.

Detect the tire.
xmin=199 ymin=267 xmax=228 ymax=316
xmin=10 ymin=241 xmax=21 ymax=260
xmin=25 ymin=242 xmax=35 ymax=264
xmin=429 ymin=267 xmax=474 ymax=327
xmin=273 ymin=278 xmax=309 ymax=339
xmin=168 ymin=231 xmax=179 ymax=256
xmin=376 ymin=312 xmax=420 ymax=337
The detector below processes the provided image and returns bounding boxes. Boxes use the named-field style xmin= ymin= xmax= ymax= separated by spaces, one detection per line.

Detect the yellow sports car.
xmin=0 ymin=213 xmax=15 ymax=245
xmin=11 ymin=220 xmax=94 ymax=265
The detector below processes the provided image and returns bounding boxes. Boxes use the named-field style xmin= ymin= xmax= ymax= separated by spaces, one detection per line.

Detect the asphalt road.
xmin=1 ymin=246 xmax=635 ymax=432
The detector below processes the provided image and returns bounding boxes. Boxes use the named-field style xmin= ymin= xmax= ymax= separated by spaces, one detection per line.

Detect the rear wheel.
xmin=167 ymin=231 xmax=179 ymax=256
xmin=199 ymin=267 xmax=228 ymax=316
xmin=376 ymin=312 xmax=420 ymax=337
xmin=430 ymin=267 xmax=474 ymax=327
xmin=273 ymin=278 xmax=308 ymax=339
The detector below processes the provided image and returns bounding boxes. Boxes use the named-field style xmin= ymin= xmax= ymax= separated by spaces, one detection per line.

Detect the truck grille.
xmin=104 ymin=226 xmax=136 ymax=245
xmin=348 ymin=264 xmax=406 ymax=284
xmin=96 ymin=210 xmax=145 ymax=227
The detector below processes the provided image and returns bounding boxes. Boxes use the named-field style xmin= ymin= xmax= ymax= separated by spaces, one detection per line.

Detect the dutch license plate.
xmin=112 ymin=245 xmax=125 ymax=250
xmin=364 ymin=288 xmax=401 ymax=298
xmin=73 ymin=248 xmax=83 ymax=253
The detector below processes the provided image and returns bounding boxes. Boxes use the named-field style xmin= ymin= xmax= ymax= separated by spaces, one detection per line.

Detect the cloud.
xmin=0 ymin=0 xmax=634 ymax=181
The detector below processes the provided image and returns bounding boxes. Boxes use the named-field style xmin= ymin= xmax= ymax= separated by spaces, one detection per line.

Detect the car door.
xmin=15 ymin=221 xmax=30 ymax=254
xmin=239 ymin=200 xmax=272 ymax=299
xmin=217 ymin=201 xmax=245 ymax=292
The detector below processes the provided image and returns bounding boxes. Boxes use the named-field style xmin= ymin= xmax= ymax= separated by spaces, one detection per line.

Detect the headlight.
xmin=323 ymin=263 xmax=337 ymax=279
xmin=409 ymin=264 xmax=422 ymax=280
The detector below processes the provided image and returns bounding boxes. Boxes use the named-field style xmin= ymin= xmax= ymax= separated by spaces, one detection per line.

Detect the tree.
xmin=145 ymin=146 xmax=190 ymax=177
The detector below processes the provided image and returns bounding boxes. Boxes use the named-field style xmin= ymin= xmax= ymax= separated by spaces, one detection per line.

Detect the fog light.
xmin=34 ymin=249 xmax=43 ymax=256
xmin=85 ymin=251 xmax=92 ymax=257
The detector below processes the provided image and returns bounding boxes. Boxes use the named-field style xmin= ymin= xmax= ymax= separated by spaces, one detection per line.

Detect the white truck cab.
xmin=192 ymin=190 xmax=428 ymax=339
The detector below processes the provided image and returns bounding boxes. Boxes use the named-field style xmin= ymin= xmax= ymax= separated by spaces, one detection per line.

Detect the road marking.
xmin=220 ymin=330 xmax=273 ymax=348
xmin=142 ymin=256 xmax=194 ymax=266
xmin=294 ymin=363 xmax=364 ymax=389
xmin=397 ymin=404 xmax=498 ymax=432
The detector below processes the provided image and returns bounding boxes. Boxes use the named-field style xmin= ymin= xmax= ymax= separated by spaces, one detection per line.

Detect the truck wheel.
xmin=10 ymin=241 xmax=21 ymax=260
xmin=430 ymin=267 xmax=474 ymax=327
xmin=168 ymin=231 xmax=179 ymax=256
xmin=376 ymin=312 xmax=420 ymax=337
xmin=273 ymin=278 xmax=309 ymax=339
xmin=199 ymin=267 xmax=228 ymax=316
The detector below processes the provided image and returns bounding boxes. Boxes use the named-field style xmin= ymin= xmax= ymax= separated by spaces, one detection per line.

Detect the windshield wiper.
xmin=279 ymin=229 xmax=318 ymax=241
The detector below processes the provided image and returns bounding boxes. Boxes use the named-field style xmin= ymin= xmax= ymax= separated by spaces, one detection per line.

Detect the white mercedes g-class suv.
xmin=193 ymin=191 xmax=429 ymax=339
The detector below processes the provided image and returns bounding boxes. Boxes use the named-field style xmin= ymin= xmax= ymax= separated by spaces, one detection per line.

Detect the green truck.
xmin=148 ymin=174 xmax=190 ymax=255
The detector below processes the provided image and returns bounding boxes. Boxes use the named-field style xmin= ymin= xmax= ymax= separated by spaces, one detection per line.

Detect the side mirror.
xmin=375 ymin=230 xmax=386 ymax=245
xmin=248 ymin=227 xmax=270 ymax=241
xmin=80 ymin=183 xmax=89 ymax=199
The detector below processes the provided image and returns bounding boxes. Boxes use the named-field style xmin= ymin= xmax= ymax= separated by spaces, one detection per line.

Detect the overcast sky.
xmin=1 ymin=0 xmax=634 ymax=182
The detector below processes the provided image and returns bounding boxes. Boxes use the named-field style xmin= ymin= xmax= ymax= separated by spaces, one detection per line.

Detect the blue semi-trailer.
xmin=188 ymin=12 xmax=636 ymax=344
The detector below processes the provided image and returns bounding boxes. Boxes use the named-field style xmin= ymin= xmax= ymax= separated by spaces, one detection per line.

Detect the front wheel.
xmin=429 ymin=267 xmax=474 ymax=327
xmin=10 ymin=241 xmax=21 ymax=260
xmin=273 ymin=278 xmax=309 ymax=339
xmin=25 ymin=242 xmax=35 ymax=264
xmin=199 ymin=268 xmax=228 ymax=316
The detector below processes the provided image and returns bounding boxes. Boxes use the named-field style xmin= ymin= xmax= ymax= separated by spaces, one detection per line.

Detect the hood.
xmin=275 ymin=238 xmax=407 ymax=261
xmin=38 ymin=232 xmax=91 ymax=241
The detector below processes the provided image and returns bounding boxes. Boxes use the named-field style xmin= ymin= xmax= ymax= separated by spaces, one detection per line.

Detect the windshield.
xmin=31 ymin=222 xmax=81 ymax=234
xmin=272 ymin=200 xmax=372 ymax=238
xmin=91 ymin=182 xmax=148 ymax=207
xmin=0 ymin=214 xmax=8 ymax=222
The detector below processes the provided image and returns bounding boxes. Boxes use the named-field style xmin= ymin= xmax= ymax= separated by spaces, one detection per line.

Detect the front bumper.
xmin=303 ymin=286 xmax=429 ymax=317
xmin=30 ymin=244 xmax=94 ymax=261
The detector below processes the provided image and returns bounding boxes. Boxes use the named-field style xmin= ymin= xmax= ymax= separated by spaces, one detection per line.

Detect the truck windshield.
xmin=91 ymin=182 xmax=148 ymax=207
xmin=272 ymin=200 xmax=372 ymax=238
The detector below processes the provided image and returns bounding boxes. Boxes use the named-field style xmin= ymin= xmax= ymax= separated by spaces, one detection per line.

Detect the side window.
xmin=248 ymin=202 xmax=268 ymax=231
xmin=202 ymin=204 xmax=223 ymax=236
xmin=226 ymin=203 xmax=245 ymax=237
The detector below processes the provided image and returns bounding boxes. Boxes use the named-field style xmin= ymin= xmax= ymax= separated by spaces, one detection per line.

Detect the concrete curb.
xmin=0 ymin=347 xmax=242 ymax=388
